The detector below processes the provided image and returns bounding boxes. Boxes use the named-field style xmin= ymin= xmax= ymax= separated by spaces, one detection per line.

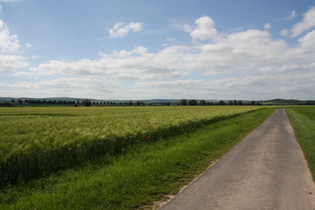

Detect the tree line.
xmin=179 ymin=99 xmax=260 ymax=106
xmin=2 ymin=98 xmax=315 ymax=107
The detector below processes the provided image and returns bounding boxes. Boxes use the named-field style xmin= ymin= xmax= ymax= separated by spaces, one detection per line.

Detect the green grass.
xmin=286 ymin=107 xmax=315 ymax=180
xmin=0 ymin=106 xmax=262 ymax=187
xmin=0 ymin=108 xmax=276 ymax=209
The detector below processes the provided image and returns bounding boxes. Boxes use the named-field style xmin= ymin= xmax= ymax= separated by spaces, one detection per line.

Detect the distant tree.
xmin=81 ymin=99 xmax=92 ymax=106
xmin=199 ymin=100 xmax=206 ymax=106
xmin=188 ymin=99 xmax=198 ymax=106
xmin=237 ymin=100 xmax=243 ymax=105
xmin=228 ymin=100 xmax=233 ymax=105
xmin=218 ymin=100 xmax=225 ymax=105
xmin=233 ymin=100 xmax=237 ymax=105
xmin=250 ymin=101 xmax=256 ymax=105
xmin=18 ymin=99 xmax=23 ymax=104
xmin=179 ymin=99 xmax=187 ymax=106
xmin=0 ymin=101 xmax=13 ymax=107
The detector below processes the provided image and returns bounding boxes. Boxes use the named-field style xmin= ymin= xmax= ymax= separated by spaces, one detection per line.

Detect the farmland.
xmin=0 ymin=106 xmax=263 ymax=187
xmin=0 ymin=106 xmax=277 ymax=208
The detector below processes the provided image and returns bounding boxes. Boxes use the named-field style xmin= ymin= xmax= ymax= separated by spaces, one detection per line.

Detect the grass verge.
xmin=286 ymin=107 xmax=315 ymax=181
xmin=0 ymin=108 xmax=276 ymax=209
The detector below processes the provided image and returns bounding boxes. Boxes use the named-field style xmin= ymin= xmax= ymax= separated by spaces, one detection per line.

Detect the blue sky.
xmin=1 ymin=0 xmax=315 ymax=100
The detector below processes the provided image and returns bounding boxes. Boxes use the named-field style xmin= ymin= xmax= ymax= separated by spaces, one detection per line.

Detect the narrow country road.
xmin=160 ymin=109 xmax=315 ymax=210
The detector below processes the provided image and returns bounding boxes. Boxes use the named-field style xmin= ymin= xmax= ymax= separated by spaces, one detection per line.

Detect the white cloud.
xmin=290 ymin=6 xmax=315 ymax=37
xmin=191 ymin=29 xmax=288 ymax=75
xmin=109 ymin=22 xmax=142 ymax=38
xmin=188 ymin=16 xmax=219 ymax=41
xmin=0 ymin=19 xmax=21 ymax=53
xmin=0 ymin=19 xmax=29 ymax=71
xmin=29 ymin=46 xmax=191 ymax=82
xmin=264 ymin=23 xmax=271 ymax=29
xmin=285 ymin=11 xmax=296 ymax=20
xmin=0 ymin=54 xmax=29 ymax=71
xmin=296 ymin=30 xmax=315 ymax=56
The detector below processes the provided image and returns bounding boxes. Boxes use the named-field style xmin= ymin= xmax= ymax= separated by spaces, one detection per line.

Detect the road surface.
xmin=160 ymin=109 xmax=315 ymax=210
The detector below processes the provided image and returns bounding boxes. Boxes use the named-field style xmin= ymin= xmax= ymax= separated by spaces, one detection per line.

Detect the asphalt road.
xmin=160 ymin=109 xmax=315 ymax=210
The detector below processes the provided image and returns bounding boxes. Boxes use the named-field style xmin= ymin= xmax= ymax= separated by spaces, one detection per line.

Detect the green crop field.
xmin=286 ymin=107 xmax=315 ymax=180
xmin=0 ymin=106 xmax=262 ymax=188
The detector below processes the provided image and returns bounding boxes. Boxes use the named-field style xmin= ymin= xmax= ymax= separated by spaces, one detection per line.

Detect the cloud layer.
xmin=1 ymin=6 xmax=315 ymax=100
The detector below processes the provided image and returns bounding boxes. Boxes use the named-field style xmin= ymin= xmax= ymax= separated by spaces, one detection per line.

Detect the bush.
xmin=81 ymin=99 xmax=91 ymax=106
xmin=0 ymin=101 xmax=13 ymax=107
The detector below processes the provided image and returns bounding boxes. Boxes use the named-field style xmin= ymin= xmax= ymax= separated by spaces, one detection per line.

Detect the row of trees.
xmin=4 ymin=99 xmax=315 ymax=107
xmin=299 ymin=100 xmax=315 ymax=105
xmin=12 ymin=99 xmax=149 ymax=107
xmin=179 ymin=99 xmax=260 ymax=106
xmin=24 ymin=100 xmax=76 ymax=105
xmin=80 ymin=100 xmax=149 ymax=106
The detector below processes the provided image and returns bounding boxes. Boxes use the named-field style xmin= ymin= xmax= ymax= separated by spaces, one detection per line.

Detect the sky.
xmin=1 ymin=0 xmax=315 ymax=100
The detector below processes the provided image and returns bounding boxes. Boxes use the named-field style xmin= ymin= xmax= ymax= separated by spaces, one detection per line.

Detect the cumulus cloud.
xmin=109 ymin=22 xmax=142 ymax=38
xmin=190 ymin=29 xmax=288 ymax=75
xmin=188 ymin=16 xmax=219 ymax=41
xmin=290 ymin=6 xmax=315 ymax=37
xmin=29 ymin=46 xmax=191 ymax=82
xmin=0 ymin=19 xmax=29 ymax=71
xmin=0 ymin=19 xmax=21 ymax=53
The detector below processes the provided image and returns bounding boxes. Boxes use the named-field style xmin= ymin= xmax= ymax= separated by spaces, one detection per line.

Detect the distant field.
xmin=286 ymin=107 xmax=315 ymax=180
xmin=0 ymin=106 xmax=262 ymax=187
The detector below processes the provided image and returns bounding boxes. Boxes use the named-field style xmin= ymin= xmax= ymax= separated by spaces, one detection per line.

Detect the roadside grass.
xmin=0 ymin=108 xmax=276 ymax=209
xmin=286 ymin=107 xmax=315 ymax=180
